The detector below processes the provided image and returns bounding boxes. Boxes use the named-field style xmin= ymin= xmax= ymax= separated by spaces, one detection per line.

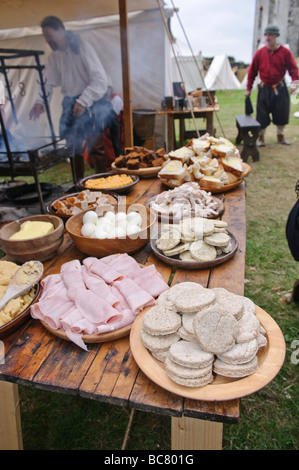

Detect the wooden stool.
xmin=235 ymin=115 xmax=261 ymax=162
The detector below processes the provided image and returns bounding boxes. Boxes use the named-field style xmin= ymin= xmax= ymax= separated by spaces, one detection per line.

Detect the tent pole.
xmin=119 ymin=0 xmax=133 ymax=148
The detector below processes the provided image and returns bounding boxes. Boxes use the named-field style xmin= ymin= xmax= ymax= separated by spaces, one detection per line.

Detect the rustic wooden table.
xmin=157 ymin=106 xmax=220 ymax=151
xmin=0 ymin=177 xmax=246 ymax=450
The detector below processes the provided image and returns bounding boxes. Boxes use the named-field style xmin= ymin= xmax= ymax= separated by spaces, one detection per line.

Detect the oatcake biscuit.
xmin=179 ymin=251 xmax=195 ymax=261
xmin=189 ymin=239 xmax=217 ymax=261
xmin=142 ymin=305 xmax=181 ymax=336
xmin=163 ymin=242 xmax=191 ymax=257
xmin=182 ymin=312 xmax=197 ymax=335
xmin=151 ymin=349 xmax=169 ymax=362
xmin=178 ymin=325 xmax=198 ymax=341
xmin=257 ymin=332 xmax=267 ymax=348
xmin=217 ymin=338 xmax=258 ymax=365
xmin=213 ymin=220 xmax=228 ymax=229
xmin=167 ymin=282 xmax=206 ymax=303
xmin=141 ymin=328 xmax=180 ymax=352
xmin=156 ymin=230 xmax=181 ymax=251
xmin=213 ymin=356 xmax=259 ymax=378
xmin=236 ymin=310 xmax=260 ymax=343
xmin=169 ymin=340 xmax=214 ymax=369
xmin=204 ymin=231 xmax=231 ymax=247
xmin=166 ymin=368 xmax=213 ymax=387
xmin=193 ymin=306 xmax=239 ymax=354
xmin=211 ymin=287 xmax=244 ymax=320
xmin=165 ymin=356 xmax=212 ymax=379
xmin=174 ymin=287 xmax=216 ymax=313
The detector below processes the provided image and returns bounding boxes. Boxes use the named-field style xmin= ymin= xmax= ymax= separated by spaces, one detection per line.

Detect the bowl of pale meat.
xmin=0 ymin=215 xmax=64 ymax=263
xmin=66 ymin=204 xmax=157 ymax=257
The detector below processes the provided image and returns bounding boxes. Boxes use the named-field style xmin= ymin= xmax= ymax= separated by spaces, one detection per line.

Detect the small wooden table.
xmin=0 ymin=177 xmax=246 ymax=450
xmin=158 ymin=105 xmax=219 ymax=151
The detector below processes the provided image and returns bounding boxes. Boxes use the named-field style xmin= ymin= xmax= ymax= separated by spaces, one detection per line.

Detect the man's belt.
xmin=260 ymin=80 xmax=285 ymax=95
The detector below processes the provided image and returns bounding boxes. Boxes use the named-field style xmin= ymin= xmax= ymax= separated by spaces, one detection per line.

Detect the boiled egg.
xmin=81 ymin=222 xmax=96 ymax=237
xmin=126 ymin=211 xmax=142 ymax=226
xmin=83 ymin=210 xmax=98 ymax=225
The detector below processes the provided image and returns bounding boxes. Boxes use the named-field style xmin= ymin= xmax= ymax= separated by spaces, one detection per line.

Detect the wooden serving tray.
xmin=145 ymin=195 xmax=224 ymax=221
xmin=111 ymin=162 xmax=162 ymax=179
xmin=130 ymin=306 xmax=286 ymax=401
xmin=150 ymin=230 xmax=238 ymax=270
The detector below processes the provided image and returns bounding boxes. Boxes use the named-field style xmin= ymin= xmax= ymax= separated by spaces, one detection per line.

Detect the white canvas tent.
xmin=204 ymin=54 xmax=241 ymax=90
xmin=0 ymin=1 xmax=173 ymax=148
xmin=171 ymin=39 xmax=205 ymax=93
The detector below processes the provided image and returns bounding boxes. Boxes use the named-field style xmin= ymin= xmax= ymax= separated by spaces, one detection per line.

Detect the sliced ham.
xmin=113 ymin=277 xmax=155 ymax=315
xmin=83 ymin=257 xmax=124 ymax=284
xmin=30 ymin=294 xmax=74 ymax=330
xmin=81 ymin=266 xmax=120 ymax=307
xmin=60 ymin=260 xmax=86 ymax=300
xmin=104 ymin=253 xmax=142 ymax=277
xmin=74 ymin=288 xmax=122 ymax=325
xmin=131 ymin=265 xmax=169 ymax=298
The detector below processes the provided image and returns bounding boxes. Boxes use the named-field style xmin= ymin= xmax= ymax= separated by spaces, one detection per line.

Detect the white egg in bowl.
xmin=66 ymin=204 xmax=157 ymax=257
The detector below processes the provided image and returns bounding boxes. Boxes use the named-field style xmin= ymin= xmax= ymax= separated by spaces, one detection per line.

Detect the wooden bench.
xmin=235 ymin=115 xmax=261 ymax=162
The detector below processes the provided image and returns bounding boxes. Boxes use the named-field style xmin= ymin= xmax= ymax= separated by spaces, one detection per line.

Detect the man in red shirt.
xmin=245 ymin=25 xmax=299 ymax=146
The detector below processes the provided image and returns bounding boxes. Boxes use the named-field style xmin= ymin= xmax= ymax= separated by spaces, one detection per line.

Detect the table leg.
xmin=0 ymin=381 xmax=23 ymax=450
xmin=206 ymin=112 xmax=214 ymax=136
xmin=167 ymin=115 xmax=175 ymax=151
xmin=171 ymin=416 xmax=223 ymax=450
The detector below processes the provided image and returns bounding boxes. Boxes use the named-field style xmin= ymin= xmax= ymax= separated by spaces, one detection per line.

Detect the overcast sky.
xmin=164 ymin=0 xmax=256 ymax=63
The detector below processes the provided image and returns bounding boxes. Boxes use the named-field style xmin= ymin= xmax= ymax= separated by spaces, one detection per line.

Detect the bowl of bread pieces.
xmin=47 ymin=189 xmax=120 ymax=222
xmin=158 ymin=133 xmax=251 ymax=192
xmin=0 ymin=215 xmax=64 ymax=263
xmin=66 ymin=204 xmax=157 ymax=257
xmin=111 ymin=145 xmax=167 ymax=178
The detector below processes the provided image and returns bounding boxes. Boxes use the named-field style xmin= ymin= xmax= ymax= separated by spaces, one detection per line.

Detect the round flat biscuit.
xmin=236 ymin=310 xmax=261 ymax=343
xmin=151 ymin=349 xmax=168 ymax=362
xmin=179 ymin=251 xmax=195 ymax=261
xmin=213 ymin=356 xmax=259 ymax=378
xmin=217 ymin=338 xmax=258 ymax=365
xmin=204 ymin=232 xmax=231 ymax=247
xmin=163 ymin=242 xmax=191 ymax=257
xmin=142 ymin=305 xmax=182 ymax=336
xmin=141 ymin=328 xmax=180 ymax=351
xmin=165 ymin=356 xmax=212 ymax=379
xmin=156 ymin=230 xmax=181 ymax=251
xmin=169 ymin=340 xmax=214 ymax=368
xmin=211 ymin=287 xmax=244 ymax=319
xmin=193 ymin=307 xmax=239 ymax=354
xmin=178 ymin=325 xmax=198 ymax=341
xmin=174 ymin=287 xmax=215 ymax=313
xmin=189 ymin=239 xmax=217 ymax=262
xmin=182 ymin=312 xmax=197 ymax=335
xmin=167 ymin=282 xmax=206 ymax=303
xmin=166 ymin=368 xmax=213 ymax=387
xmin=213 ymin=220 xmax=228 ymax=228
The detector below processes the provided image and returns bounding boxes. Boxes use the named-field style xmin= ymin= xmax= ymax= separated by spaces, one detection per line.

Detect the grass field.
xmin=2 ymin=89 xmax=299 ymax=450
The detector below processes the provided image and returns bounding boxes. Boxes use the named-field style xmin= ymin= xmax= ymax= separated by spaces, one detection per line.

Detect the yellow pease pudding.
xmin=84 ymin=174 xmax=134 ymax=190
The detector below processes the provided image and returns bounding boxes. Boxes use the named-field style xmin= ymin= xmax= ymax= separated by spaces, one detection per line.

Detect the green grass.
xmin=3 ymin=89 xmax=299 ymax=450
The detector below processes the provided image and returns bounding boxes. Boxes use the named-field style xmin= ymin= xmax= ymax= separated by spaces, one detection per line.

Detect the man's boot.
xmin=277 ymin=134 xmax=291 ymax=145
xmin=257 ymin=135 xmax=265 ymax=147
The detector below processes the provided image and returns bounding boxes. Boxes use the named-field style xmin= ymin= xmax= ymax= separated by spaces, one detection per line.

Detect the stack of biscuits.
xmin=140 ymin=282 xmax=267 ymax=387
xmin=155 ymin=218 xmax=233 ymax=262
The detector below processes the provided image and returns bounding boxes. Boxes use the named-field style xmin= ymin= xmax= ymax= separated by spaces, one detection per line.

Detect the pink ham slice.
xmin=83 ymin=257 xmax=124 ymax=284
xmin=103 ymin=253 xmax=142 ymax=277
xmin=74 ymin=288 xmax=122 ymax=325
xmin=81 ymin=266 xmax=120 ymax=307
xmin=60 ymin=260 xmax=86 ymax=300
xmin=130 ymin=265 xmax=169 ymax=298
xmin=113 ymin=277 xmax=155 ymax=315
xmin=30 ymin=294 xmax=74 ymax=330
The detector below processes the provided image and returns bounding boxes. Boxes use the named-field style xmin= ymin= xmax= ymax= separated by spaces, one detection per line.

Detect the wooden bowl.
xmin=0 ymin=215 xmax=64 ymax=263
xmin=77 ymin=172 xmax=139 ymax=195
xmin=0 ymin=283 xmax=42 ymax=340
xmin=66 ymin=205 xmax=157 ymax=257
xmin=47 ymin=190 xmax=121 ymax=222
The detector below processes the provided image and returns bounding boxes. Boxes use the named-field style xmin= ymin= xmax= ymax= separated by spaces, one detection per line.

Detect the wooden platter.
xmin=111 ymin=162 xmax=162 ymax=179
xmin=145 ymin=195 xmax=224 ymax=221
xmin=130 ymin=306 xmax=286 ymax=401
xmin=40 ymin=320 xmax=132 ymax=344
xmin=160 ymin=163 xmax=251 ymax=194
xmin=150 ymin=230 xmax=238 ymax=269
